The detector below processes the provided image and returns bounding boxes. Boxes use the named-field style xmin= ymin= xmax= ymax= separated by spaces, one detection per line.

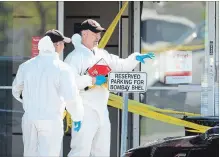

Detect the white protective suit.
xmin=64 ymin=34 xmax=140 ymax=157
xmin=12 ymin=36 xmax=84 ymax=157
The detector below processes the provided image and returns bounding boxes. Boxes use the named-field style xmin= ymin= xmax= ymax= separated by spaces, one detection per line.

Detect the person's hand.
xmin=73 ymin=121 xmax=81 ymax=132
xmin=136 ymin=52 xmax=155 ymax=64
xmin=94 ymin=75 xmax=107 ymax=85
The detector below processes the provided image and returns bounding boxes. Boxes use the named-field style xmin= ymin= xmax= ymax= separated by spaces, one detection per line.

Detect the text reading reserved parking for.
xmin=108 ymin=73 xmax=147 ymax=92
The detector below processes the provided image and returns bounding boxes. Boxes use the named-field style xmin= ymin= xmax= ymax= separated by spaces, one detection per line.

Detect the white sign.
xmin=108 ymin=72 xmax=147 ymax=92
xmin=164 ymin=51 xmax=192 ymax=84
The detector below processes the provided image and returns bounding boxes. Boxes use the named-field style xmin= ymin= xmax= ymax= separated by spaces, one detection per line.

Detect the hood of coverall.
xmin=38 ymin=36 xmax=56 ymax=55
xmin=71 ymin=33 xmax=82 ymax=49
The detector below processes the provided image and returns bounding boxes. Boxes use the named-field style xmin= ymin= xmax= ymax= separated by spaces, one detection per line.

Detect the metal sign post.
xmin=120 ymin=92 xmax=129 ymax=157
xmin=108 ymin=72 xmax=147 ymax=157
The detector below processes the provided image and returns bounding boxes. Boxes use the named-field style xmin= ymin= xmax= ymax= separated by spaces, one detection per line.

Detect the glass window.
xmin=141 ymin=2 xmax=206 ymax=87
xmin=0 ymin=2 xmax=57 ymax=156
xmin=141 ymin=19 xmax=193 ymax=44
xmin=140 ymin=1 xmax=206 ymax=145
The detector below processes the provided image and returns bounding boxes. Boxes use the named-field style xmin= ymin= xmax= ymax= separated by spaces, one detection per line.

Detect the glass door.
xmin=137 ymin=1 xmax=218 ymax=145
xmin=0 ymin=2 xmax=57 ymax=156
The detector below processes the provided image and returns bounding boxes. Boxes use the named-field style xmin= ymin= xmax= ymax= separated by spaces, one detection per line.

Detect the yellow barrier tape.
xmin=65 ymin=92 xmax=207 ymax=133
xmin=108 ymin=94 xmax=210 ymax=133
xmin=65 ymin=112 xmax=72 ymax=133
xmin=185 ymin=129 xmax=204 ymax=133
xmin=63 ymin=110 xmax=72 ymax=133
xmin=109 ymin=94 xmax=200 ymax=117
xmin=141 ymin=44 xmax=205 ymax=54
xmin=143 ymin=105 xmax=201 ymax=116
xmin=63 ymin=110 xmax=67 ymax=118
xmin=98 ymin=1 xmax=128 ymax=49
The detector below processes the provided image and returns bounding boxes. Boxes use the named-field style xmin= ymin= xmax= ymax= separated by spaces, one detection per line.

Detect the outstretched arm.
xmin=106 ymin=49 xmax=155 ymax=72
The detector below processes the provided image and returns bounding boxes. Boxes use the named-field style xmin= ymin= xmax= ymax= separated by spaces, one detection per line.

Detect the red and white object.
xmin=31 ymin=36 xmax=41 ymax=58
xmin=87 ymin=58 xmax=112 ymax=77
xmin=160 ymin=51 xmax=192 ymax=84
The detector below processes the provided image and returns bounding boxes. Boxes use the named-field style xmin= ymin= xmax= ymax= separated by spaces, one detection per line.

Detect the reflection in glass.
xmin=140 ymin=90 xmax=201 ymax=145
xmin=140 ymin=90 xmax=201 ymax=113
xmin=140 ymin=1 xmax=206 ymax=145
xmin=141 ymin=19 xmax=194 ymax=44
xmin=140 ymin=2 xmax=205 ymax=87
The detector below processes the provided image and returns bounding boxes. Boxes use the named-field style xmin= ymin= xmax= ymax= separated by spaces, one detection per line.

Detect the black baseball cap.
xmin=44 ymin=29 xmax=71 ymax=43
xmin=80 ymin=19 xmax=106 ymax=33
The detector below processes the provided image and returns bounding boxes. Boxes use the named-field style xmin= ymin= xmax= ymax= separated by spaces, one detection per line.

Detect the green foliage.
xmin=0 ymin=1 xmax=57 ymax=57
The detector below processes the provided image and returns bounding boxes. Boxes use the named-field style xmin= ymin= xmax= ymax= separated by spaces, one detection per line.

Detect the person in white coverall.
xmin=64 ymin=19 xmax=155 ymax=157
xmin=12 ymin=29 xmax=84 ymax=157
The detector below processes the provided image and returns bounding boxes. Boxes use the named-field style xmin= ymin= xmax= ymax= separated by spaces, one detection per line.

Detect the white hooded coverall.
xmin=64 ymin=34 xmax=140 ymax=157
xmin=12 ymin=36 xmax=84 ymax=157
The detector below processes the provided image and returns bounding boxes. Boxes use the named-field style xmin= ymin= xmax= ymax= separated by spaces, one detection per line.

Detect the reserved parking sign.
xmin=108 ymin=72 xmax=147 ymax=92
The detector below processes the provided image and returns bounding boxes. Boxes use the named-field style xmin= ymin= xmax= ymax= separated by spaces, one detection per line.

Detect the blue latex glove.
xmin=73 ymin=121 xmax=81 ymax=132
xmin=95 ymin=75 xmax=107 ymax=85
xmin=136 ymin=52 xmax=155 ymax=64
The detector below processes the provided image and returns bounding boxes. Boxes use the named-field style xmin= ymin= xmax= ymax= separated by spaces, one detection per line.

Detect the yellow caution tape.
xmin=108 ymin=94 xmax=210 ymax=133
xmin=143 ymin=106 xmax=200 ymax=116
xmin=109 ymin=94 xmax=200 ymax=117
xmin=63 ymin=110 xmax=67 ymax=118
xmin=141 ymin=44 xmax=205 ymax=54
xmin=98 ymin=1 xmax=128 ymax=49
xmin=65 ymin=111 xmax=72 ymax=133
xmin=87 ymin=82 xmax=108 ymax=89
xmin=64 ymin=92 xmax=209 ymax=133
xmin=63 ymin=110 xmax=72 ymax=133
xmin=185 ymin=129 xmax=205 ymax=133
xmin=64 ymin=92 xmax=208 ymax=133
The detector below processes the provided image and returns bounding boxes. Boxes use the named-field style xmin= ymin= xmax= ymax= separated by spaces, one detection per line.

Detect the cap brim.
xmin=91 ymin=27 xmax=106 ymax=33
xmin=97 ymin=27 xmax=106 ymax=32
xmin=63 ymin=37 xmax=72 ymax=43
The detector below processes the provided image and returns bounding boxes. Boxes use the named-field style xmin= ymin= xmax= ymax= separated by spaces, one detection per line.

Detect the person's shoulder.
xmin=19 ymin=57 xmax=36 ymax=69
xmin=68 ymin=48 xmax=82 ymax=56
xmin=64 ymin=49 xmax=83 ymax=65
xmin=65 ymin=49 xmax=81 ymax=59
